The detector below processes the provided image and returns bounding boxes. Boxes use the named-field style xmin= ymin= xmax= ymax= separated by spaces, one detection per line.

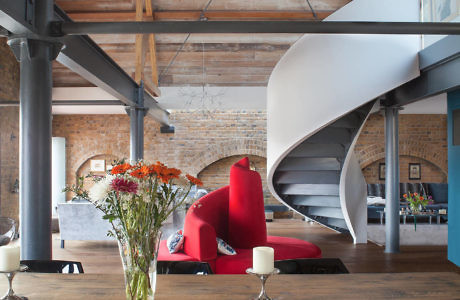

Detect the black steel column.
xmin=128 ymin=82 xmax=146 ymax=161
xmin=8 ymin=0 xmax=61 ymax=260
xmin=384 ymin=106 xmax=400 ymax=253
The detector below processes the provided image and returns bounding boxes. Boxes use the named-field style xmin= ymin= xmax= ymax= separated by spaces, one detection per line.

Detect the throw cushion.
xmin=228 ymin=157 xmax=267 ymax=248
xmin=217 ymin=238 xmax=237 ymax=255
xmin=428 ymin=183 xmax=448 ymax=203
xmin=166 ymin=230 xmax=184 ymax=254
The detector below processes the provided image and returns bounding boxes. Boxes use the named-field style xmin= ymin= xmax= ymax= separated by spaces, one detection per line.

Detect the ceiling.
xmin=53 ymin=0 xmax=351 ymax=88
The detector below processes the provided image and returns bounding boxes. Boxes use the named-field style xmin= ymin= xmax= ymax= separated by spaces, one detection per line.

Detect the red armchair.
xmin=158 ymin=157 xmax=321 ymax=274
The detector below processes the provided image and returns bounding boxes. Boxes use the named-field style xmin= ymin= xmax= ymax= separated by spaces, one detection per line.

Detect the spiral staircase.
xmin=267 ymin=0 xmax=421 ymax=243
xmin=273 ymin=101 xmax=375 ymax=233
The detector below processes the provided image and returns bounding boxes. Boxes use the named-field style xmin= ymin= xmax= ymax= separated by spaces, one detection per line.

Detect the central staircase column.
xmin=126 ymin=82 xmax=147 ymax=161
xmin=384 ymin=106 xmax=400 ymax=253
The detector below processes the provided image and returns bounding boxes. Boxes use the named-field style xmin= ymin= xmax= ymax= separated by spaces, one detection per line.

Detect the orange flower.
xmin=414 ymin=192 xmax=418 ymax=196
xmin=149 ymin=161 xmax=166 ymax=176
xmin=420 ymin=196 xmax=424 ymax=200
xmin=186 ymin=174 xmax=203 ymax=186
xmin=403 ymin=194 xmax=407 ymax=198
xmin=130 ymin=165 xmax=150 ymax=179
xmin=157 ymin=168 xmax=180 ymax=184
xmin=111 ymin=163 xmax=132 ymax=175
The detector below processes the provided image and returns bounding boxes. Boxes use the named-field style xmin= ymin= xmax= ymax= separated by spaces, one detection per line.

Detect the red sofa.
xmin=158 ymin=157 xmax=321 ymax=274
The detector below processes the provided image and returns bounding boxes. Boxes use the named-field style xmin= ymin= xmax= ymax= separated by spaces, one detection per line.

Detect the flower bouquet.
xmin=402 ymin=192 xmax=433 ymax=213
xmin=81 ymin=160 xmax=202 ymax=299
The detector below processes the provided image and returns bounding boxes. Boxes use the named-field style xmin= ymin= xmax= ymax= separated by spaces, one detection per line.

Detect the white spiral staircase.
xmin=267 ymin=0 xmax=421 ymax=243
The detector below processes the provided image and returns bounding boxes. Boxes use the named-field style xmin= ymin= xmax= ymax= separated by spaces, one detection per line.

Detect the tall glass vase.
xmin=118 ymin=231 xmax=162 ymax=300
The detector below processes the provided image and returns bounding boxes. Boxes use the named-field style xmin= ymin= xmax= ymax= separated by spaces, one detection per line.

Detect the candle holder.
xmin=1 ymin=265 xmax=28 ymax=300
xmin=246 ymin=268 xmax=280 ymax=300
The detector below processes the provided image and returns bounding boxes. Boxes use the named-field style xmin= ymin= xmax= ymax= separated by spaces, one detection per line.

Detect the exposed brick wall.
xmin=0 ymin=38 xmax=20 ymax=221
xmin=355 ymin=113 xmax=447 ymax=183
xmin=198 ymin=154 xmax=277 ymax=204
xmin=52 ymin=110 xmax=267 ymax=200
xmin=52 ymin=110 xmax=448 ymax=203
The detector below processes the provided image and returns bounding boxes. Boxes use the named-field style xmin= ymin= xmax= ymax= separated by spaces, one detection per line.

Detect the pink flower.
xmin=111 ymin=178 xmax=138 ymax=194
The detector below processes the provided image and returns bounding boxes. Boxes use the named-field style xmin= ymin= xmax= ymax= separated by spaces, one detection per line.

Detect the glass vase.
xmin=118 ymin=231 xmax=162 ymax=300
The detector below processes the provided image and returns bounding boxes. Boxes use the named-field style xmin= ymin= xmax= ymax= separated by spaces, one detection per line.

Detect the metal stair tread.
xmin=280 ymin=183 xmax=340 ymax=196
xmin=290 ymin=195 xmax=341 ymax=207
xmin=275 ymin=170 xmax=340 ymax=184
xmin=277 ymin=157 xmax=341 ymax=171
xmin=288 ymin=143 xmax=345 ymax=158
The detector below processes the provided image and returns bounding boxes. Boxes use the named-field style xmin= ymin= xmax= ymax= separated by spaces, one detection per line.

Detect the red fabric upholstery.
xmin=157 ymin=240 xmax=198 ymax=262
xmin=228 ymin=157 xmax=267 ymax=248
xmin=215 ymin=236 xmax=322 ymax=274
xmin=158 ymin=157 xmax=322 ymax=274
xmin=182 ymin=185 xmax=229 ymax=261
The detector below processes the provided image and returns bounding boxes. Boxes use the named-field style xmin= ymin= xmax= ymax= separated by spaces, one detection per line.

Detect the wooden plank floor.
xmin=52 ymin=219 xmax=460 ymax=274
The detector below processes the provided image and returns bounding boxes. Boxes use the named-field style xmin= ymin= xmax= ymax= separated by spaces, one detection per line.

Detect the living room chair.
xmin=158 ymin=157 xmax=322 ymax=274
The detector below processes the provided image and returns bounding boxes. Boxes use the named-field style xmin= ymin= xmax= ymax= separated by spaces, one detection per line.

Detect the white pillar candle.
xmin=0 ymin=245 xmax=20 ymax=272
xmin=253 ymin=246 xmax=274 ymax=274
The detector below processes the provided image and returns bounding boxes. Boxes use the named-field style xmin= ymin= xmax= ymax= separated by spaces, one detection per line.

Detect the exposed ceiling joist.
xmin=67 ymin=10 xmax=333 ymax=21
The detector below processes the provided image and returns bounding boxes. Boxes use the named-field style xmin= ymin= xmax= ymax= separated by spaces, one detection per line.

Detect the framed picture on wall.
xmin=409 ymin=163 xmax=421 ymax=180
xmin=378 ymin=163 xmax=385 ymax=180
xmin=90 ymin=159 xmax=105 ymax=172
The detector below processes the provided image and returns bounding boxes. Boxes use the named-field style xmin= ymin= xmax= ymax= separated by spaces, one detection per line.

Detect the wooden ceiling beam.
xmin=145 ymin=0 xmax=159 ymax=85
xmin=134 ymin=0 xmax=146 ymax=84
xmin=68 ymin=10 xmax=333 ymax=21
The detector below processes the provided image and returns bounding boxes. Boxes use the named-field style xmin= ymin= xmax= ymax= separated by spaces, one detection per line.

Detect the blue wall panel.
xmin=448 ymin=90 xmax=460 ymax=267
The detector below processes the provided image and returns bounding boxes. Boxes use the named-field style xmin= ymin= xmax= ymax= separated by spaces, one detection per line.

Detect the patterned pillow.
xmin=216 ymin=237 xmax=237 ymax=255
xmin=166 ymin=230 xmax=184 ymax=254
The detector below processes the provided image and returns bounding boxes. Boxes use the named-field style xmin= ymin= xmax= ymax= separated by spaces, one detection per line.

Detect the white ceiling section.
xmin=51 ymin=86 xmax=267 ymax=114
xmin=52 ymin=87 xmax=118 ymax=100
xmin=401 ymin=93 xmax=447 ymax=114
xmin=51 ymin=87 xmax=448 ymax=115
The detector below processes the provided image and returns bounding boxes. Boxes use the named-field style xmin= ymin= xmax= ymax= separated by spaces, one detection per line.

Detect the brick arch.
xmin=71 ymin=151 xmax=124 ymax=184
xmin=187 ymin=139 xmax=266 ymax=176
xmin=356 ymin=140 xmax=447 ymax=175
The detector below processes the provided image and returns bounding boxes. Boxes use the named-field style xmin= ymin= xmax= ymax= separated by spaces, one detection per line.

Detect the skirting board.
xmin=367 ymin=224 xmax=448 ymax=246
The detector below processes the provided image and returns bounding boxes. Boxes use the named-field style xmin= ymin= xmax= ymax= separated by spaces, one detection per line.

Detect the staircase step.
xmin=308 ymin=207 xmax=344 ymax=219
xmin=280 ymin=184 xmax=339 ymax=196
xmin=290 ymin=195 xmax=341 ymax=207
xmin=275 ymin=171 xmax=340 ymax=184
xmin=326 ymin=217 xmax=348 ymax=230
xmin=306 ymin=127 xmax=352 ymax=144
xmin=288 ymin=143 xmax=345 ymax=158
xmin=329 ymin=114 xmax=361 ymax=128
xmin=277 ymin=157 xmax=340 ymax=171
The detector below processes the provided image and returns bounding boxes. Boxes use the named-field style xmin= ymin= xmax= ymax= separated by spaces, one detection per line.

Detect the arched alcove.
xmin=362 ymin=155 xmax=447 ymax=183
xmin=66 ymin=153 xmax=118 ymax=200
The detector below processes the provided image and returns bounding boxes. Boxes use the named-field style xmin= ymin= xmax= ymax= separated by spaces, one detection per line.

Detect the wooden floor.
xmin=52 ymin=219 xmax=460 ymax=274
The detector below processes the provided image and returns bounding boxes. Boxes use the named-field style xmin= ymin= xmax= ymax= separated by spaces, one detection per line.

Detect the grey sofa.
xmin=367 ymin=182 xmax=448 ymax=221
xmin=57 ymin=202 xmax=113 ymax=248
